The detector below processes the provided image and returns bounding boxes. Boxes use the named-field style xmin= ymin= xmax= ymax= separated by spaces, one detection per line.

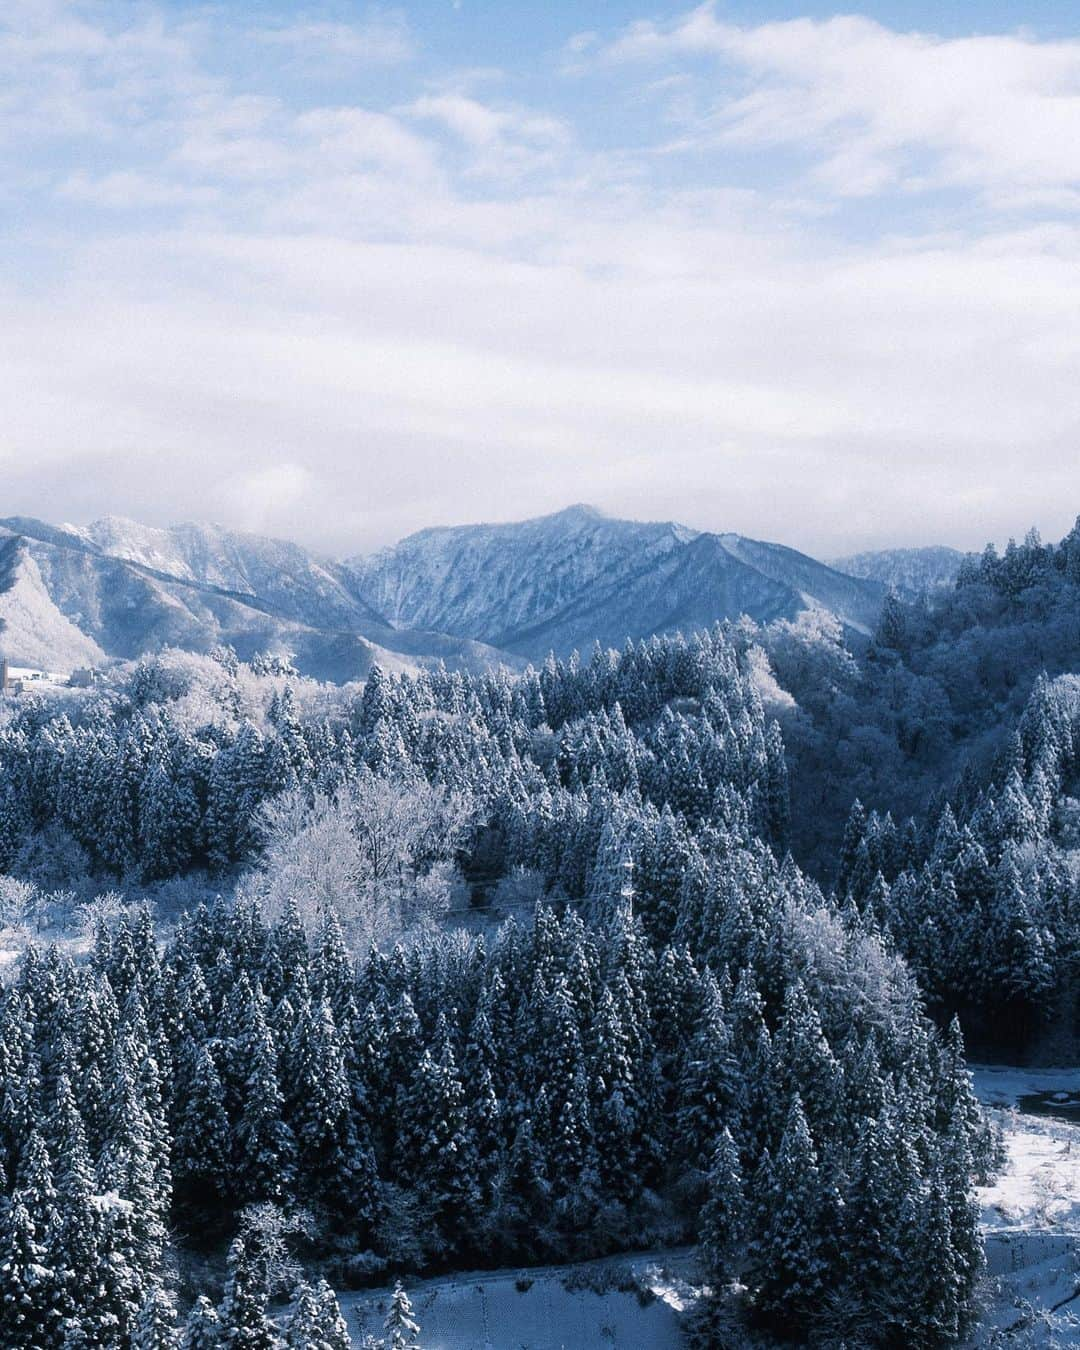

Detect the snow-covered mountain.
xmin=831 ymin=545 xmax=968 ymax=599
xmin=0 ymin=537 xmax=107 ymax=672
xmin=67 ymin=516 xmax=387 ymax=631
xmin=0 ymin=505 xmax=889 ymax=679
xmin=0 ymin=518 xmax=509 ymax=680
xmin=347 ymin=505 xmax=885 ymax=659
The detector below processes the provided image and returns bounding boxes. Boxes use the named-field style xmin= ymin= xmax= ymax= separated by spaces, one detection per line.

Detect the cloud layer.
xmin=1 ymin=1 xmax=1078 ymax=557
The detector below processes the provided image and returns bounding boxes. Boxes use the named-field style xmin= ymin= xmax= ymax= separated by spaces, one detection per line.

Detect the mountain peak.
xmin=348 ymin=505 xmax=884 ymax=656
xmin=548 ymin=503 xmax=606 ymax=523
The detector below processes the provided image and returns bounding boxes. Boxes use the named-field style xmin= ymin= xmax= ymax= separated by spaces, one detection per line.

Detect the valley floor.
xmin=337 ymin=1247 xmax=699 ymax=1349
xmin=969 ymin=1065 xmax=1080 ymax=1346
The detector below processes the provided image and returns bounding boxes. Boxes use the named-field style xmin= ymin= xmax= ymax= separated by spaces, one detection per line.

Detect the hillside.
xmin=67 ymin=516 xmax=389 ymax=631
xmin=831 ymin=544 xmax=968 ymax=598
xmin=0 ymin=518 xmax=511 ymax=680
xmin=348 ymin=504 xmax=885 ymax=658
xmin=0 ymin=537 xmax=107 ymax=671
xmin=0 ymin=506 xmax=888 ymax=679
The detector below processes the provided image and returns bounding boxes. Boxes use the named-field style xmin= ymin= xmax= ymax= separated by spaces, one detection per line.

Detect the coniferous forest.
xmin=3 ymin=524 xmax=1080 ymax=1346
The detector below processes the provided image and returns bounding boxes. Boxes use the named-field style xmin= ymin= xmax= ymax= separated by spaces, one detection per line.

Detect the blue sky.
xmin=3 ymin=2 xmax=1080 ymax=556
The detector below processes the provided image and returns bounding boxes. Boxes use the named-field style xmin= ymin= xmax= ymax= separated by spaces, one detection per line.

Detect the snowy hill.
xmin=0 ymin=505 xmax=887 ymax=679
xmin=68 ymin=516 xmax=388 ymax=631
xmin=0 ymin=537 xmax=107 ymax=671
xmin=832 ymin=545 xmax=968 ymax=599
xmin=339 ymin=1250 xmax=698 ymax=1349
xmin=0 ymin=518 xmax=511 ymax=681
xmin=347 ymin=504 xmax=885 ymax=658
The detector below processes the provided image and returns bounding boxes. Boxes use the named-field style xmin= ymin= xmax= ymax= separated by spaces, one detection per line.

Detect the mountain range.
xmin=347 ymin=505 xmax=885 ymax=660
xmin=0 ymin=519 xmax=506 ymax=682
xmin=830 ymin=545 xmax=968 ymax=599
xmin=0 ymin=505 xmax=911 ymax=680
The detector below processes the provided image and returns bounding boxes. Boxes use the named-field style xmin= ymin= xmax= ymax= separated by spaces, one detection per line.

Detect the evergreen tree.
xmin=285 ymin=1281 xmax=349 ymax=1350
xmin=236 ymin=1007 xmax=295 ymax=1205
xmin=132 ymin=1286 xmax=181 ymax=1350
xmin=175 ymin=1043 xmax=231 ymax=1200
xmin=383 ymin=1282 xmax=420 ymax=1350
xmin=181 ymin=1295 xmax=221 ymax=1350
xmin=217 ymin=1236 xmax=277 ymax=1350
xmin=748 ymin=1097 xmax=839 ymax=1329
xmin=0 ymin=1191 xmax=60 ymax=1348
xmin=699 ymin=1128 xmax=744 ymax=1282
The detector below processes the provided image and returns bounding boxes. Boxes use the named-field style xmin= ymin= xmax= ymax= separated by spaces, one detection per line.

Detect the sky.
xmin=2 ymin=1 xmax=1080 ymax=559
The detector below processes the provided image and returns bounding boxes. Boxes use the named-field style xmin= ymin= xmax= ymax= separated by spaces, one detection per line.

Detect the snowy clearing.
xmin=969 ymin=1066 xmax=1080 ymax=1346
xmin=339 ymin=1249 xmax=699 ymax=1350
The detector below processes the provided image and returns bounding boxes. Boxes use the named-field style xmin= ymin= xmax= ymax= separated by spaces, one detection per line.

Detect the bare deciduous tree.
xmin=250 ymin=772 xmax=472 ymax=948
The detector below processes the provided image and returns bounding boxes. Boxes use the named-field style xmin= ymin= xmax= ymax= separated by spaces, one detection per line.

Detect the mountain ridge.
xmin=1 ymin=504 xmax=890 ymax=678
xmin=0 ymin=517 xmax=512 ymax=680
xmin=347 ymin=504 xmax=885 ymax=659
xmin=830 ymin=545 xmax=969 ymax=599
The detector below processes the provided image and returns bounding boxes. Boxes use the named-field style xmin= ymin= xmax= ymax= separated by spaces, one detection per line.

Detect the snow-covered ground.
xmin=339 ymin=1248 xmax=699 ymax=1350
xmin=969 ymin=1065 xmax=1080 ymax=1346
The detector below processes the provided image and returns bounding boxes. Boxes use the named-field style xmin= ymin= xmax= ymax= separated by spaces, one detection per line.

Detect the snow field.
xmin=969 ymin=1066 xmax=1080 ymax=1346
xmin=339 ymin=1250 xmax=699 ymax=1349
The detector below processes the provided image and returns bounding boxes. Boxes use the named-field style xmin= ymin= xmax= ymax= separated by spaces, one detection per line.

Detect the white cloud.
xmin=216 ymin=463 xmax=319 ymax=534
xmin=407 ymin=93 xmax=567 ymax=149
xmin=59 ymin=169 xmax=219 ymax=208
xmin=404 ymin=92 xmax=571 ymax=182
xmin=595 ymin=6 xmax=1080 ymax=206
xmin=1 ymin=1 xmax=1080 ymax=558
xmin=295 ymin=106 xmax=436 ymax=180
xmin=257 ymin=12 xmax=414 ymax=67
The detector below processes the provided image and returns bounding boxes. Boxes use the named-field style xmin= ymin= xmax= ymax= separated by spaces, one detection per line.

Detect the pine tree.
xmin=383 ymin=1282 xmax=420 ymax=1350
xmin=748 ymin=1096 xmax=839 ymax=1328
xmin=399 ymin=1040 xmax=480 ymax=1248
xmin=504 ymin=1116 xmax=550 ymax=1241
xmin=285 ymin=1280 xmax=349 ymax=1350
xmin=217 ymin=1236 xmax=277 ymax=1350
xmin=48 ymin=1073 xmax=111 ymax=1344
xmin=175 ymin=1043 xmax=231 ymax=1200
xmin=181 ymin=1295 xmax=221 ymax=1350
xmin=285 ymin=1283 xmax=322 ymax=1350
xmin=676 ymin=973 xmax=738 ymax=1169
xmin=894 ymin=1176 xmax=962 ymax=1343
xmin=16 ymin=1125 xmax=58 ymax=1243
xmin=236 ymin=1004 xmax=295 ymax=1205
xmin=314 ymin=1281 xmax=350 ymax=1350
xmin=699 ymin=1128 xmax=744 ymax=1282
xmin=841 ymin=1110 xmax=907 ymax=1310
xmin=132 ymin=1285 xmax=181 ymax=1349
xmin=0 ymin=1191 xmax=60 ymax=1348
xmin=286 ymin=1000 xmax=351 ymax=1194
xmin=139 ymin=762 xmax=193 ymax=882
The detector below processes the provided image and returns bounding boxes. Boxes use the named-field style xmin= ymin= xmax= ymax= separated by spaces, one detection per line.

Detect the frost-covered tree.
xmin=383 ymin=1282 xmax=420 ymax=1350
xmin=181 ymin=1296 xmax=221 ymax=1350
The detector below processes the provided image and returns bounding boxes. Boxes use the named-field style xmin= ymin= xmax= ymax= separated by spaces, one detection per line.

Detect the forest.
xmin=1 ymin=522 xmax=1079 ymax=1346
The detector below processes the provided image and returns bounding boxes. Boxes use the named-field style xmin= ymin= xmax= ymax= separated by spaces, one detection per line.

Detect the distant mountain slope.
xmin=347 ymin=505 xmax=885 ymax=659
xmin=0 ymin=537 xmax=107 ymax=671
xmin=831 ymin=545 xmax=967 ymax=599
xmin=0 ymin=519 xmax=512 ymax=680
xmin=350 ymin=506 xmax=693 ymax=644
xmin=0 ymin=505 xmax=888 ymax=680
xmin=66 ymin=516 xmax=390 ymax=631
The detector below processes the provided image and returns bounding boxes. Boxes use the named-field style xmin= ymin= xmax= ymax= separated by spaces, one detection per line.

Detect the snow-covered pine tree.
xmin=747 ymin=1095 xmax=840 ymax=1329
xmin=132 ymin=1285 xmax=181 ymax=1350
xmin=383 ymin=1281 xmax=420 ymax=1350
xmin=699 ymin=1127 xmax=744 ymax=1283
xmin=217 ymin=1235 xmax=277 ymax=1350
xmin=180 ymin=1295 xmax=221 ymax=1350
